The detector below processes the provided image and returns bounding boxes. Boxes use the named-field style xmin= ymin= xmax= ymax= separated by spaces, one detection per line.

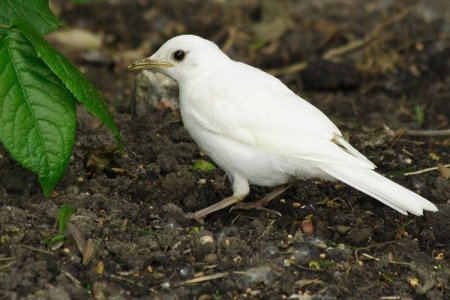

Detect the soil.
xmin=1 ymin=0 xmax=450 ymax=299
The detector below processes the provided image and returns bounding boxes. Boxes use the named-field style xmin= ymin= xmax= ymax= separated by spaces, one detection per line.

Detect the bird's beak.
xmin=128 ymin=57 xmax=173 ymax=71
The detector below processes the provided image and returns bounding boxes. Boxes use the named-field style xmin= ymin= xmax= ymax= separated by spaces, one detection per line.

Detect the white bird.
xmin=129 ymin=35 xmax=438 ymax=223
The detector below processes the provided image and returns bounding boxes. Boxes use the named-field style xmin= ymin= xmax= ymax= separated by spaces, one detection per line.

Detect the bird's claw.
xmin=184 ymin=212 xmax=205 ymax=224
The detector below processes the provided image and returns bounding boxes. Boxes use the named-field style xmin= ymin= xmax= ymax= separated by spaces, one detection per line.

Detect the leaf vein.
xmin=4 ymin=34 xmax=50 ymax=171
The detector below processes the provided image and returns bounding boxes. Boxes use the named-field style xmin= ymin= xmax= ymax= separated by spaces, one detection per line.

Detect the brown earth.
xmin=1 ymin=0 xmax=449 ymax=299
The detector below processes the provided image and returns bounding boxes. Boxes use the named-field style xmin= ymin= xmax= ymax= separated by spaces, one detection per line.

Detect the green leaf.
xmin=0 ymin=0 xmax=62 ymax=34
xmin=57 ymin=205 xmax=75 ymax=234
xmin=0 ymin=31 xmax=76 ymax=195
xmin=13 ymin=20 xmax=123 ymax=148
xmin=192 ymin=159 xmax=216 ymax=171
xmin=414 ymin=104 xmax=424 ymax=126
xmin=45 ymin=205 xmax=75 ymax=247
xmin=308 ymin=260 xmax=321 ymax=269
xmin=45 ymin=233 xmax=65 ymax=247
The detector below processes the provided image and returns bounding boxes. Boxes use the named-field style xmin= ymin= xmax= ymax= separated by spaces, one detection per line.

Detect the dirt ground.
xmin=1 ymin=0 xmax=449 ymax=299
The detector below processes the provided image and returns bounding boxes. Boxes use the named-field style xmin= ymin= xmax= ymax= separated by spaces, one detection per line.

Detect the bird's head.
xmin=128 ymin=35 xmax=229 ymax=83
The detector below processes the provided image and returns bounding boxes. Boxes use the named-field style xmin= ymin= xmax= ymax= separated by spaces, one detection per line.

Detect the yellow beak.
xmin=128 ymin=58 xmax=173 ymax=71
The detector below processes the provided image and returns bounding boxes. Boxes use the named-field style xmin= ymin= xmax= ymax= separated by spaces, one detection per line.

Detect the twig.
xmin=267 ymin=8 xmax=411 ymax=77
xmin=61 ymin=270 xmax=82 ymax=287
xmin=395 ymin=139 xmax=426 ymax=145
xmin=323 ymin=39 xmax=366 ymax=61
xmin=295 ymin=265 xmax=326 ymax=272
xmin=267 ymin=61 xmax=308 ymax=76
xmin=354 ymin=241 xmax=397 ymax=261
xmin=350 ymin=99 xmax=362 ymax=130
xmin=404 ymin=164 xmax=450 ymax=176
xmin=0 ymin=261 xmax=15 ymax=271
xmin=387 ymin=260 xmax=412 ymax=266
xmin=323 ymin=8 xmax=411 ymax=60
xmin=21 ymin=245 xmax=54 ymax=255
xmin=0 ymin=257 xmax=16 ymax=262
xmin=361 ymin=253 xmax=380 ymax=261
xmin=151 ymin=116 xmax=181 ymax=134
xmin=222 ymin=27 xmax=237 ymax=53
xmin=402 ymin=129 xmax=450 ymax=137
xmin=179 ymin=272 xmax=229 ymax=285
xmin=109 ymin=274 xmax=144 ymax=286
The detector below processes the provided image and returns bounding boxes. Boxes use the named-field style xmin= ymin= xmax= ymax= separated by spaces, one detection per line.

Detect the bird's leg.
xmin=185 ymin=174 xmax=249 ymax=223
xmin=231 ymin=183 xmax=294 ymax=215
xmin=185 ymin=195 xmax=242 ymax=223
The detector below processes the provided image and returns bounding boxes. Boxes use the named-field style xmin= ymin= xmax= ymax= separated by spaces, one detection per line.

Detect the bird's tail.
xmin=319 ymin=165 xmax=438 ymax=215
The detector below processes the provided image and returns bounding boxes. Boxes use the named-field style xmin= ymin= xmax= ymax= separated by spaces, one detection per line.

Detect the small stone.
xmin=199 ymin=235 xmax=214 ymax=245
xmin=233 ymin=255 xmax=242 ymax=263
xmin=283 ymin=258 xmax=294 ymax=267
xmin=179 ymin=266 xmax=192 ymax=278
xmin=301 ymin=220 xmax=314 ymax=235
xmin=336 ymin=225 xmax=351 ymax=234
xmin=133 ymin=71 xmax=179 ymax=115
xmin=408 ymin=277 xmax=420 ymax=288
xmin=336 ymin=243 xmax=346 ymax=250
xmin=204 ymin=253 xmax=218 ymax=264
xmin=95 ymin=262 xmax=104 ymax=275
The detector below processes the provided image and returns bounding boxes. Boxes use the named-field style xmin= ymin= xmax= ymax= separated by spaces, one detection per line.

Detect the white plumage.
xmin=129 ymin=35 xmax=438 ymax=221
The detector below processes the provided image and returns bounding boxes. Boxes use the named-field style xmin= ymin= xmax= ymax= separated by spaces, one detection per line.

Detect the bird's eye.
xmin=173 ymin=50 xmax=185 ymax=61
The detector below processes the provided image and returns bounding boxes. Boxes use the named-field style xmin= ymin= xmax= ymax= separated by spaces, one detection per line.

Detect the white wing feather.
xmin=188 ymin=61 xmax=374 ymax=169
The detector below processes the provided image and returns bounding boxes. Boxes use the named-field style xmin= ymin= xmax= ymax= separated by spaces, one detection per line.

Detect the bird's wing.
xmin=191 ymin=63 xmax=375 ymax=169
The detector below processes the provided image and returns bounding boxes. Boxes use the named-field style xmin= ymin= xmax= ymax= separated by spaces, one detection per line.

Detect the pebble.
xmin=199 ymin=235 xmax=214 ymax=245
xmin=179 ymin=266 xmax=192 ymax=278
xmin=300 ymin=220 xmax=314 ymax=235
xmin=337 ymin=243 xmax=346 ymax=250
xmin=204 ymin=253 xmax=218 ymax=264
xmin=133 ymin=71 xmax=178 ymax=115
xmin=336 ymin=225 xmax=351 ymax=234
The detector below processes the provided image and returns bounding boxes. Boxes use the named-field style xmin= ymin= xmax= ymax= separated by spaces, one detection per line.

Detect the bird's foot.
xmin=230 ymin=183 xmax=293 ymax=216
xmin=184 ymin=212 xmax=205 ymax=224
xmin=184 ymin=195 xmax=241 ymax=224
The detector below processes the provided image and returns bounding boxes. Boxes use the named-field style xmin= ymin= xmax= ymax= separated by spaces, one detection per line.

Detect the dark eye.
xmin=173 ymin=50 xmax=185 ymax=61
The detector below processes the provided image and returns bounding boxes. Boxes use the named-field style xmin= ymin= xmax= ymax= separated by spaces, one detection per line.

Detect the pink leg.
xmin=231 ymin=183 xmax=293 ymax=215
xmin=185 ymin=195 xmax=241 ymax=224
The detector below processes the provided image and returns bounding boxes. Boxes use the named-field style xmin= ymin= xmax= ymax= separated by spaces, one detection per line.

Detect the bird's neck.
xmin=179 ymin=63 xmax=226 ymax=90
